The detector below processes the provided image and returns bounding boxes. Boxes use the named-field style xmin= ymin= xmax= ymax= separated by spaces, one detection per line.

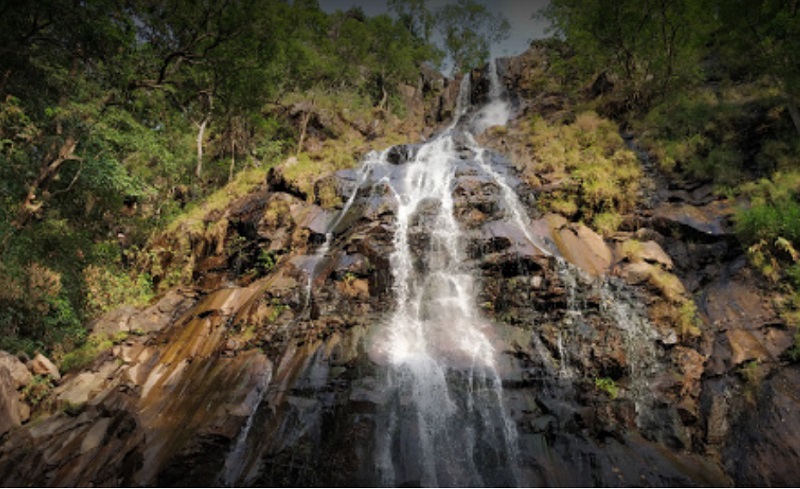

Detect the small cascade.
xmin=221 ymin=374 xmax=270 ymax=487
xmin=369 ymin=66 xmax=523 ymax=487
xmin=600 ymin=280 xmax=660 ymax=426
xmin=471 ymin=142 xmax=552 ymax=256
xmin=471 ymin=58 xmax=511 ymax=133
xmin=450 ymin=71 xmax=472 ymax=129
xmin=555 ymin=258 xmax=589 ymax=379
xmin=297 ymin=154 xmax=381 ymax=316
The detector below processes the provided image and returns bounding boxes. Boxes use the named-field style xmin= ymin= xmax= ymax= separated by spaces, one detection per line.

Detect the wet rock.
xmin=728 ymin=367 xmax=800 ymax=486
xmin=29 ymin=353 xmax=60 ymax=382
xmin=652 ymin=201 xmax=735 ymax=239
xmin=0 ymin=287 xmax=274 ymax=487
xmin=701 ymin=272 xmax=776 ymax=332
xmin=386 ymin=144 xmax=417 ymax=165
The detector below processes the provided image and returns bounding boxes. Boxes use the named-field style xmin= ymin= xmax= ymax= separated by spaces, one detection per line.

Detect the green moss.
xmin=59 ymin=331 xmax=129 ymax=373
xmin=592 ymin=212 xmax=624 ymax=237
xmin=594 ymin=377 xmax=619 ymax=399
xmin=166 ymin=166 xmax=271 ymax=234
xmin=677 ymin=300 xmax=702 ymax=339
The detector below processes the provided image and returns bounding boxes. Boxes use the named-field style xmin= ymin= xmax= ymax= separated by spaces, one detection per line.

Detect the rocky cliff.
xmin=0 ymin=44 xmax=798 ymax=487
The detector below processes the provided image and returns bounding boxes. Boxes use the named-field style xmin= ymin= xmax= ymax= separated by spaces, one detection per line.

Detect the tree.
xmin=434 ymin=0 xmax=510 ymax=74
xmin=713 ymin=0 xmax=800 ymax=136
xmin=541 ymin=0 xmax=712 ymax=107
xmin=388 ymin=0 xmax=435 ymax=42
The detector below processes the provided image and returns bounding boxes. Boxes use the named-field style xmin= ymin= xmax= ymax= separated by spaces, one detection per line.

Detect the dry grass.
xmin=527 ymin=111 xmax=641 ymax=235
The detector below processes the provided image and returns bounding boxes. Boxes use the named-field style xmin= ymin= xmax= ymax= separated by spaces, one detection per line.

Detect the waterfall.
xmin=297 ymin=154 xmax=380 ymax=316
xmin=471 ymin=142 xmax=552 ymax=257
xmin=220 ymin=365 xmax=272 ymax=487
xmin=371 ymin=65 xmax=522 ymax=487
xmin=471 ymin=59 xmax=511 ymax=133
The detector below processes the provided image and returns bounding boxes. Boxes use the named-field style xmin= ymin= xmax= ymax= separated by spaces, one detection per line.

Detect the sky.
xmin=317 ymin=0 xmax=552 ymax=61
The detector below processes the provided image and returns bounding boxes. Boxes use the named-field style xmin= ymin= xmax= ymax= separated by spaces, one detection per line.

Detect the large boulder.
xmin=0 ymin=351 xmax=32 ymax=389
xmin=29 ymin=353 xmax=60 ymax=382
xmin=546 ymin=214 xmax=612 ymax=276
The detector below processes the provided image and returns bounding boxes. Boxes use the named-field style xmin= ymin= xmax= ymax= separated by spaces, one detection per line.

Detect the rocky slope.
xmin=0 ymin=44 xmax=798 ymax=487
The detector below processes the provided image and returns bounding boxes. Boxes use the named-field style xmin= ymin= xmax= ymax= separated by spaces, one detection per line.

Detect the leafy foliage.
xmin=541 ymin=0 xmax=712 ymax=107
xmin=435 ymin=0 xmax=510 ymax=74
xmin=527 ymin=112 xmax=640 ymax=235
xmin=594 ymin=377 xmax=619 ymax=399
xmin=0 ymin=0 xmax=465 ymax=355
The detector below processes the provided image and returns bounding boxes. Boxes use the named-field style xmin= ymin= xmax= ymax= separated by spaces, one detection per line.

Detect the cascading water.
xmin=471 ymin=59 xmax=511 ymax=133
xmin=295 ymin=154 xmax=380 ymax=315
xmin=369 ymin=66 xmax=522 ymax=487
xmin=221 ymin=371 xmax=271 ymax=487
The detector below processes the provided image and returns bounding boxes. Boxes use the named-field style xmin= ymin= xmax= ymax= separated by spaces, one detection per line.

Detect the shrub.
xmin=594 ymin=377 xmax=619 ymax=399
xmin=84 ymin=264 xmax=154 ymax=318
xmin=529 ymin=112 xmax=640 ymax=234
xmin=60 ymin=331 xmax=129 ymax=373
xmin=21 ymin=375 xmax=53 ymax=408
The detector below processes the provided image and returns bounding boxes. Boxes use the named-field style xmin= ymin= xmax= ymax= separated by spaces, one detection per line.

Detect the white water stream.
xmin=371 ymin=62 xmax=524 ymax=487
xmin=219 ymin=59 xmax=664 ymax=487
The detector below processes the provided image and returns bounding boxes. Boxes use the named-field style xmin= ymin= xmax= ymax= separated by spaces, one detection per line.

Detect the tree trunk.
xmin=296 ymin=109 xmax=311 ymax=156
xmin=195 ymin=116 xmax=208 ymax=180
xmin=228 ymin=137 xmax=235 ymax=182
xmin=786 ymin=95 xmax=800 ymax=137
xmin=4 ymin=137 xmax=80 ymax=253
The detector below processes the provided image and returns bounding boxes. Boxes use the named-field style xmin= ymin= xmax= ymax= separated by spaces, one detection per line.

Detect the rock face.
xmin=0 ymin=49 xmax=797 ymax=487
xmin=0 ymin=352 xmax=33 ymax=437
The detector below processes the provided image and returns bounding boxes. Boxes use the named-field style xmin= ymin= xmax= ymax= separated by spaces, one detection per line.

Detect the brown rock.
xmin=727 ymin=329 xmax=773 ymax=366
xmin=652 ymin=200 xmax=734 ymax=237
xmin=0 ymin=366 xmax=25 ymax=436
xmin=547 ymin=214 xmax=611 ymax=276
xmin=29 ymin=353 xmax=60 ymax=382
xmin=619 ymin=261 xmax=655 ymax=285
xmin=0 ymin=351 xmax=33 ymax=389
xmin=90 ymin=305 xmax=137 ymax=336
xmin=54 ymin=361 xmax=119 ymax=407
xmin=639 ymin=241 xmax=674 ymax=269
xmin=128 ymin=288 xmax=197 ymax=334
xmin=616 ymin=240 xmax=674 ymax=269
xmin=671 ymin=346 xmax=706 ymax=417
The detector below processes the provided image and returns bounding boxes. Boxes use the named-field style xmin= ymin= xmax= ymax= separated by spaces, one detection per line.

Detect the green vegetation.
xmin=60 ymin=331 xmax=130 ymax=373
xmin=434 ymin=0 xmax=510 ymax=74
xmin=0 ymin=0 xmax=511 ymax=356
xmin=527 ymin=111 xmax=640 ymax=235
xmin=539 ymin=0 xmax=800 ymax=332
xmin=21 ymin=375 xmax=53 ymax=409
xmin=594 ymin=377 xmax=620 ymax=399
